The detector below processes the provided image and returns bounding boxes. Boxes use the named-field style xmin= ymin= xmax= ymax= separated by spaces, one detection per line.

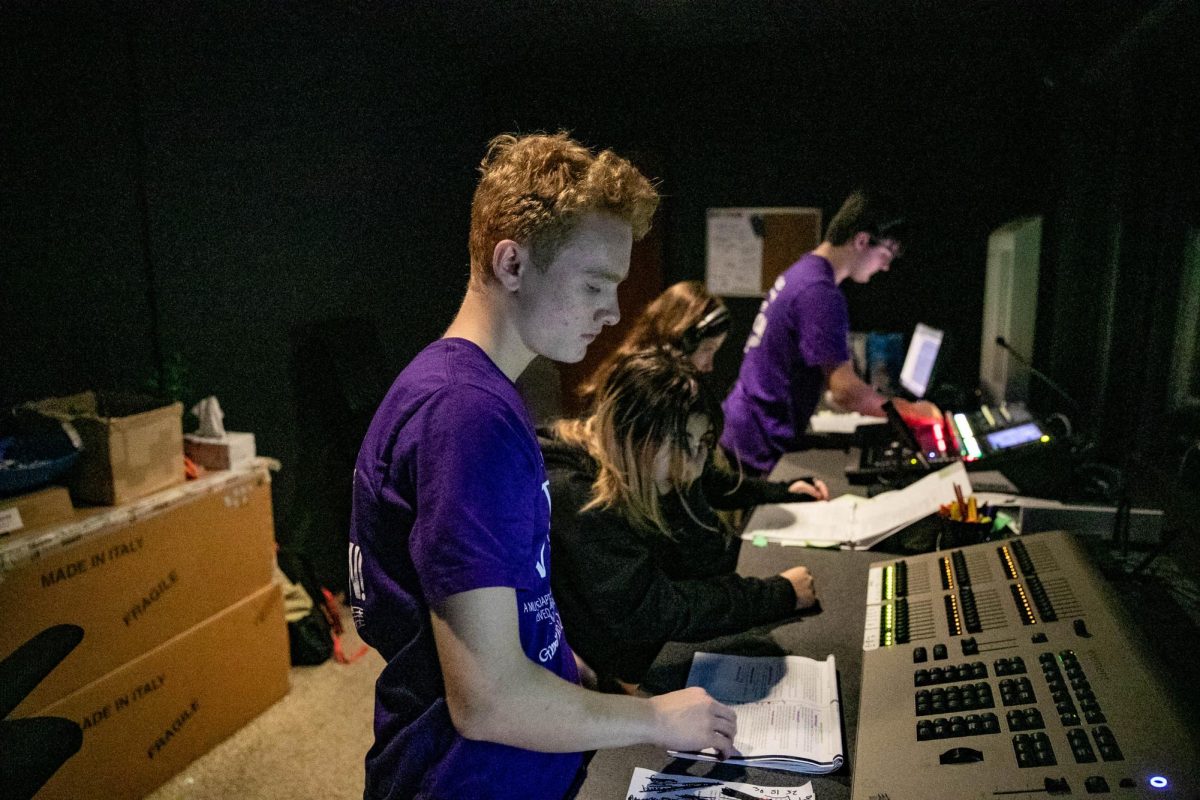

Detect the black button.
xmin=913 ymin=646 xmax=928 ymax=663
xmin=1084 ymin=775 xmax=1110 ymax=793
xmin=1073 ymin=618 xmax=1092 ymax=637
xmin=1045 ymin=777 xmax=1070 ymax=794
xmin=939 ymin=746 xmax=984 ymax=764
xmin=934 ymin=643 xmax=948 ymax=660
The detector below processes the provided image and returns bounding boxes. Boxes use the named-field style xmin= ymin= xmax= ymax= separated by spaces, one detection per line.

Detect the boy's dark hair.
xmin=824 ymin=190 xmax=909 ymax=246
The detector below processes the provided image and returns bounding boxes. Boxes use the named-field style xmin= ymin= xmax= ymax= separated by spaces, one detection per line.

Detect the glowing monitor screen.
xmin=899 ymin=323 xmax=944 ymax=398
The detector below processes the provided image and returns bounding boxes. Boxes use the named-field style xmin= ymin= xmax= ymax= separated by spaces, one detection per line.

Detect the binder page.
xmin=676 ymin=653 xmax=841 ymax=765
xmin=744 ymin=461 xmax=971 ymax=547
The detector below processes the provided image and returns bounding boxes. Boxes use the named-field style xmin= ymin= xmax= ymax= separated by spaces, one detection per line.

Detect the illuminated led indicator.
xmin=954 ymin=413 xmax=974 ymax=439
xmin=1040 ymin=434 xmax=1050 ymax=443
xmin=964 ymin=437 xmax=983 ymax=459
xmin=1149 ymin=776 xmax=1168 ymax=789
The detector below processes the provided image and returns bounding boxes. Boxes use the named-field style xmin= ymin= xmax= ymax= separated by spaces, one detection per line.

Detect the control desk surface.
xmin=853 ymin=530 xmax=1198 ymax=799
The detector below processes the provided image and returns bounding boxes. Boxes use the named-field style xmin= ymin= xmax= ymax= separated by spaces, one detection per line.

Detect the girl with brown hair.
xmin=577 ymin=280 xmax=732 ymax=408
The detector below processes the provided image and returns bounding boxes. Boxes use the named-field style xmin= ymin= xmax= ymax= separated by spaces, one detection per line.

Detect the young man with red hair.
xmin=349 ymin=133 xmax=736 ymax=800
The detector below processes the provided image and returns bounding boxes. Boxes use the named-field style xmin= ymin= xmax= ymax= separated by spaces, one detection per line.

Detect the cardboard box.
xmin=0 ymin=486 xmax=74 ymax=536
xmin=27 ymin=584 xmax=289 ymax=800
xmin=184 ymin=431 xmax=257 ymax=471
xmin=27 ymin=391 xmax=185 ymax=506
xmin=0 ymin=467 xmax=277 ymax=715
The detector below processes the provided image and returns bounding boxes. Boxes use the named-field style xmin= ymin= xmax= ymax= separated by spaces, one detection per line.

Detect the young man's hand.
xmin=648 ymin=687 xmax=738 ymax=759
xmin=896 ymin=398 xmax=942 ymax=424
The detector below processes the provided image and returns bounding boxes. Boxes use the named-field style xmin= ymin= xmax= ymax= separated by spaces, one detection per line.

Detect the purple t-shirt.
xmin=721 ymin=254 xmax=850 ymax=473
xmin=348 ymin=338 xmax=581 ymax=800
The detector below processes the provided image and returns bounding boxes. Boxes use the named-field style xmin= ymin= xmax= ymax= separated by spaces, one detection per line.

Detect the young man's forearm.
xmin=448 ymin=656 xmax=660 ymax=750
xmin=829 ymin=369 xmax=887 ymax=416
xmin=432 ymin=588 xmax=735 ymax=756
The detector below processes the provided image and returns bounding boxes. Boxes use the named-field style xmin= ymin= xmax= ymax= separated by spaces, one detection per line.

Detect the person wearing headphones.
xmin=578 ymin=280 xmax=829 ymax=504
xmin=576 ymin=280 xmax=731 ymax=407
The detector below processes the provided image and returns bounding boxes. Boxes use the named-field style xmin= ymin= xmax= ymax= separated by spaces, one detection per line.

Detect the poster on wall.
xmin=705 ymin=207 xmax=822 ymax=297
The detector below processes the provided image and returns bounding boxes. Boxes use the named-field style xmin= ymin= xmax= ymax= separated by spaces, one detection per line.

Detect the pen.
xmin=722 ymin=788 xmax=766 ymax=800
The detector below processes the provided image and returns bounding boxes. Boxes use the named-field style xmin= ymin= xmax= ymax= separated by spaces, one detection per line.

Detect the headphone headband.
xmin=679 ymin=305 xmax=731 ymax=354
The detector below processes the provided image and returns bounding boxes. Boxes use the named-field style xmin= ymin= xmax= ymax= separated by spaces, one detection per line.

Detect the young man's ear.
xmin=852 ymin=231 xmax=873 ymax=251
xmin=492 ymin=239 xmax=528 ymax=292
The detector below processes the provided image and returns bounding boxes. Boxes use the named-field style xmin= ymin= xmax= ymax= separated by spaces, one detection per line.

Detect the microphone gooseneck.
xmin=994 ymin=337 xmax=1081 ymax=413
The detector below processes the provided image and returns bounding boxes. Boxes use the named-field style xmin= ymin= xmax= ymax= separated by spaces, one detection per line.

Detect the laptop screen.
xmin=899 ymin=323 xmax=944 ymax=399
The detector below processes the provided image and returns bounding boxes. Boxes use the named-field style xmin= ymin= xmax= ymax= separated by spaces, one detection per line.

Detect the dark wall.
xmin=3 ymin=1 xmax=1190 ymax=583
xmin=2 ymin=4 xmax=158 ymax=396
xmin=1039 ymin=1 xmax=1200 ymax=470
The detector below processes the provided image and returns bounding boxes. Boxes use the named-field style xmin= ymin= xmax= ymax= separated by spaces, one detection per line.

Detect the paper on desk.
xmin=626 ymin=767 xmax=815 ymax=799
xmin=742 ymin=462 xmax=972 ymax=549
xmin=808 ymin=411 xmax=886 ymax=435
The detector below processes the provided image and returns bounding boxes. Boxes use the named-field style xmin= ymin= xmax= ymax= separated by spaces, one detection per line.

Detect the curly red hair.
xmin=468 ymin=132 xmax=659 ymax=287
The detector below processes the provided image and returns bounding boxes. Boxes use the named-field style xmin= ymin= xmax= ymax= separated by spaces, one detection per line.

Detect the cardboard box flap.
xmin=24 ymin=391 xmax=185 ymax=505
xmin=29 ymin=391 xmax=182 ymax=428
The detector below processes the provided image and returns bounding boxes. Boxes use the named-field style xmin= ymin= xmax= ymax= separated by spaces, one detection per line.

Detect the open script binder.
xmin=669 ymin=652 xmax=844 ymax=774
xmin=742 ymin=461 xmax=972 ymax=549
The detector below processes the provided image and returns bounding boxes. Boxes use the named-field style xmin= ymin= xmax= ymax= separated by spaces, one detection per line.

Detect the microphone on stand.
xmin=994 ymin=340 xmax=1128 ymax=528
xmin=994 ymin=336 xmax=1081 ymax=414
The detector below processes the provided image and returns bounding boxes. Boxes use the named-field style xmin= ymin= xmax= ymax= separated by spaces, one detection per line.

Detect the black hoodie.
xmin=539 ymin=432 xmax=800 ymax=685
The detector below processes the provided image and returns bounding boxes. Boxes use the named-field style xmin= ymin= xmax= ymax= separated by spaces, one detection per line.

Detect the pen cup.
xmin=937 ymin=517 xmax=994 ymax=549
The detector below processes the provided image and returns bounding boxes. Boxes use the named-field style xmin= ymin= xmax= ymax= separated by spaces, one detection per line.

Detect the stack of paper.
xmin=668 ymin=652 xmax=844 ymax=775
xmin=625 ymin=767 xmax=815 ymax=799
xmin=743 ymin=462 xmax=972 ymax=549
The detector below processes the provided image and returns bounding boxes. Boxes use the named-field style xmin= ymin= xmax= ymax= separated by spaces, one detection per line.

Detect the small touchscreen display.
xmin=985 ymin=422 xmax=1043 ymax=451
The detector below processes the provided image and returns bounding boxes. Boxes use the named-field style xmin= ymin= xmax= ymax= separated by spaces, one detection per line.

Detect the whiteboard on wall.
xmin=705 ymin=207 xmax=822 ymax=297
